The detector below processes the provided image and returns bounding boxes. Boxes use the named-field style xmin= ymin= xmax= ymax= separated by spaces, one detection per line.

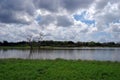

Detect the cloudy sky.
xmin=0 ymin=0 xmax=120 ymax=42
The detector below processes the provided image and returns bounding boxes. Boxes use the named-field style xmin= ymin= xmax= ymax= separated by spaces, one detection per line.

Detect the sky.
xmin=0 ymin=0 xmax=120 ymax=42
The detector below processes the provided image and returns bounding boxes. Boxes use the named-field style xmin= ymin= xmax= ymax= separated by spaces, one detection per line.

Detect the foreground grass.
xmin=0 ymin=59 xmax=120 ymax=80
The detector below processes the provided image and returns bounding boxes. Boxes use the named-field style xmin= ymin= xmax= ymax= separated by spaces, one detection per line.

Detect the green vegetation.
xmin=0 ymin=40 xmax=120 ymax=50
xmin=0 ymin=40 xmax=120 ymax=48
xmin=0 ymin=59 xmax=120 ymax=80
xmin=0 ymin=46 xmax=80 ymax=50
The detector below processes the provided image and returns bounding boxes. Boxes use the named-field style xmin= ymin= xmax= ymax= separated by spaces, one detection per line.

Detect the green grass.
xmin=0 ymin=59 xmax=120 ymax=80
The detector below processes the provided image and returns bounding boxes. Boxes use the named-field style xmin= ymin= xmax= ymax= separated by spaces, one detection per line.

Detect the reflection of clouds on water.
xmin=74 ymin=50 xmax=95 ymax=60
xmin=112 ymin=49 xmax=120 ymax=61
xmin=28 ymin=50 xmax=75 ymax=59
xmin=0 ymin=49 xmax=29 ymax=59
xmin=0 ymin=48 xmax=120 ymax=61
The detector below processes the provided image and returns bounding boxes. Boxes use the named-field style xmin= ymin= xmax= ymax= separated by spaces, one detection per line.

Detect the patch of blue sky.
xmin=74 ymin=11 xmax=95 ymax=26
xmin=92 ymin=31 xmax=111 ymax=38
xmin=112 ymin=20 xmax=120 ymax=23
xmin=35 ymin=15 xmax=41 ymax=23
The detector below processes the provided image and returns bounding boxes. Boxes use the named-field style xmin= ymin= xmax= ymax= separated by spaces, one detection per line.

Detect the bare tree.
xmin=26 ymin=32 xmax=44 ymax=50
xmin=26 ymin=35 xmax=33 ymax=50
xmin=38 ymin=32 xmax=44 ymax=49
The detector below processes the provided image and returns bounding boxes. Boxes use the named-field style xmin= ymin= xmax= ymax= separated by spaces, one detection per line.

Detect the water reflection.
xmin=0 ymin=47 xmax=120 ymax=61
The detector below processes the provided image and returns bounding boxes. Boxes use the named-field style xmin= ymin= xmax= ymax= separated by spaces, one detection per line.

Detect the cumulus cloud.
xmin=0 ymin=0 xmax=120 ymax=42
xmin=95 ymin=0 xmax=119 ymax=10
xmin=38 ymin=15 xmax=55 ymax=26
xmin=34 ymin=0 xmax=60 ymax=12
xmin=109 ymin=23 xmax=120 ymax=32
xmin=0 ymin=0 xmax=35 ymax=24
xmin=56 ymin=15 xmax=73 ymax=27
xmin=61 ymin=0 xmax=95 ymax=12
xmin=106 ymin=23 xmax=120 ymax=42
xmin=95 ymin=2 xmax=120 ymax=29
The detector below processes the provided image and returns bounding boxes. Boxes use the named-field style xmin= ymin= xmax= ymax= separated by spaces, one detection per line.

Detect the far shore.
xmin=0 ymin=46 xmax=120 ymax=50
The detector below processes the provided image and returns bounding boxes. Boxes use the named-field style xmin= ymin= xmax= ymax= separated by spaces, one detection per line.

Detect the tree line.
xmin=0 ymin=40 xmax=120 ymax=47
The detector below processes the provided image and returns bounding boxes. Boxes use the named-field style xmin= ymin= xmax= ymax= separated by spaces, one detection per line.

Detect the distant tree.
xmin=0 ymin=42 xmax=2 ymax=46
xmin=3 ymin=40 xmax=8 ymax=46
xmin=88 ymin=41 xmax=96 ymax=46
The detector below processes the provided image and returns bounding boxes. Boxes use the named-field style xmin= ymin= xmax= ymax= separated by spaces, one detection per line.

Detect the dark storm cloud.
xmin=0 ymin=0 xmax=35 ymax=24
xmin=95 ymin=0 xmax=108 ymax=10
xmin=34 ymin=0 xmax=59 ymax=12
xmin=0 ymin=0 xmax=95 ymax=24
xmin=56 ymin=16 xmax=73 ymax=27
xmin=37 ymin=15 xmax=73 ymax=27
xmin=61 ymin=0 xmax=95 ymax=12
xmin=34 ymin=0 xmax=95 ymax=12
xmin=38 ymin=15 xmax=55 ymax=26
xmin=95 ymin=0 xmax=120 ymax=10
xmin=0 ymin=11 xmax=31 ymax=24
xmin=0 ymin=0 xmax=34 ymax=13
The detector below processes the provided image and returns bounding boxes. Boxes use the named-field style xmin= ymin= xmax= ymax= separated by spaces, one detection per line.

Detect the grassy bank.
xmin=0 ymin=59 xmax=120 ymax=80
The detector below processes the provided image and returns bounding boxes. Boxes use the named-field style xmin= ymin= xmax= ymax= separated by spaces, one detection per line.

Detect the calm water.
xmin=0 ymin=47 xmax=120 ymax=61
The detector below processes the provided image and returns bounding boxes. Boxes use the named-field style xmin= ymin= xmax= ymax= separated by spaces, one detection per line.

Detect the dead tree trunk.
xmin=38 ymin=32 xmax=44 ymax=49
xmin=27 ymin=35 xmax=33 ymax=50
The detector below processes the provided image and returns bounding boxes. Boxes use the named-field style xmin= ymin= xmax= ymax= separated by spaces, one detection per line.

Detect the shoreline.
xmin=0 ymin=46 xmax=120 ymax=50
xmin=0 ymin=58 xmax=120 ymax=63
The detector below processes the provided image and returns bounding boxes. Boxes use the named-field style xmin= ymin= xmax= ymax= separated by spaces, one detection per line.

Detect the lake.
xmin=0 ymin=47 xmax=120 ymax=61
